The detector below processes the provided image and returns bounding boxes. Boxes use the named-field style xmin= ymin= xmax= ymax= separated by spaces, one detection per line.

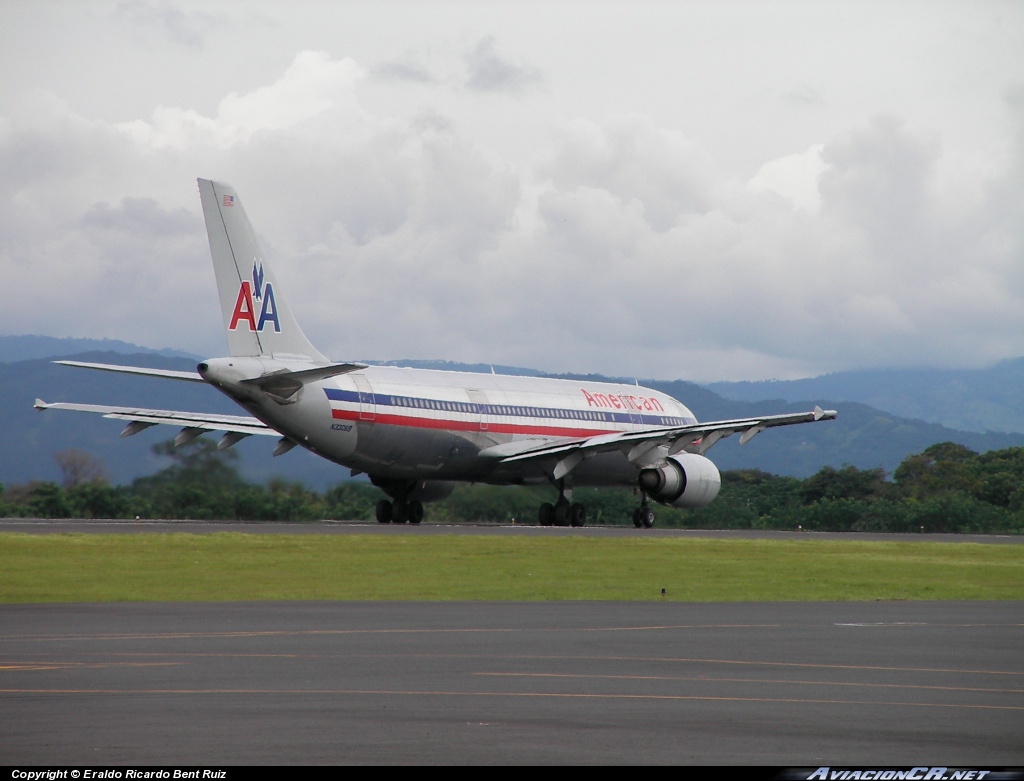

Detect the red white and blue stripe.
xmin=323 ymin=388 xmax=694 ymax=438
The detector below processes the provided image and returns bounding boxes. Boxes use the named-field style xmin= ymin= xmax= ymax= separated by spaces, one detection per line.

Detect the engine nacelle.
xmin=407 ymin=480 xmax=456 ymax=503
xmin=638 ymin=453 xmax=721 ymax=509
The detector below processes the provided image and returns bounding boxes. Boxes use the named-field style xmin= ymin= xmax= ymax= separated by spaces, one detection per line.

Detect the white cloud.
xmin=748 ymin=144 xmax=825 ymax=212
xmin=463 ymin=36 xmax=542 ymax=95
xmin=782 ymin=84 xmax=826 ymax=108
xmin=116 ymin=0 xmax=215 ymax=50
xmin=543 ymin=116 xmax=716 ymax=231
xmin=116 ymin=51 xmax=366 ymax=149
xmin=372 ymin=54 xmax=438 ymax=84
xmin=1 ymin=45 xmax=1023 ymax=382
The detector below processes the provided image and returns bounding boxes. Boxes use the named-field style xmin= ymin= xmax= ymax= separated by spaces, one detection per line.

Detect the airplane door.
xmin=353 ymin=374 xmax=376 ymax=422
xmin=466 ymin=389 xmax=488 ymax=431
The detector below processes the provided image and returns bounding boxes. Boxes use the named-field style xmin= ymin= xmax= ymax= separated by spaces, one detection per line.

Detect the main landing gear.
xmin=375 ymin=498 xmax=424 ymax=525
xmin=538 ymin=481 xmax=586 ymax=527
xmin=538 ymin=500 xmax=587 ymax=527
xmin=632 ymin=496 xmax=655 ymax=529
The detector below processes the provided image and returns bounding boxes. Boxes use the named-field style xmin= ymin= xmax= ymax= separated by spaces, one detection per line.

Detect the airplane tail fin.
xmin=198 ymin=178 xmax=327 ymax=361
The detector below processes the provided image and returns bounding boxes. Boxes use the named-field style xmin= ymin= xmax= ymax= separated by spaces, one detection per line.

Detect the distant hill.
xmin=707 ymin=359 xmax=1024 ymax=434
xmin=7 ymin=352 xmax=1024 ymax=489
xmin=553 ymin=375 xmax=1024 ymax=476
xmin=3 ymin=352 xmax=348 ymax=490
xmin=365 ymin=358 xmax=544 ymax=376
xmin=0 ymin=335 xmax=201 ymax=363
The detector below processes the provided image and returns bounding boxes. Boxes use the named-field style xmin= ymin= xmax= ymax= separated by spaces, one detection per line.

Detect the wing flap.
xmin=478 ymin=438 xmax=576 ymax=459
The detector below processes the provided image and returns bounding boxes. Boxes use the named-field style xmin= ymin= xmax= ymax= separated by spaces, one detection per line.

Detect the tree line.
xmin=1 ymin=440 xmax=1023 ymax=533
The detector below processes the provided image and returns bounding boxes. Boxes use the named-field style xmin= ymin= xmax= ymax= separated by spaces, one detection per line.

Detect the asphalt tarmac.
xmin=3 ymin=517 xmax=1023 ymax=544
xmin=1 ymin=600 xmax=1022 ymax=765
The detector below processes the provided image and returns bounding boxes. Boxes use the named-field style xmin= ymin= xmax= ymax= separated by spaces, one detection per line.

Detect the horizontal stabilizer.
xmin=241 ymin=362 xmax=368 ymax=390
xmin=237 ymin=361 xmax=367 ymax=404
xmin=54 ymin=360 xmax=205 ymax=382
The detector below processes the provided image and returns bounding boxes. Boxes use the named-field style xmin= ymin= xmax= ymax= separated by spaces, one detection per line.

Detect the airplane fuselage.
xmin=200 ymin=357 xmax=697 ymax=488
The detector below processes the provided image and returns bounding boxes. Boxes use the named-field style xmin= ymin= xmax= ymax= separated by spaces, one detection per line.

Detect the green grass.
xmin=1 ymin=533 xmax=1022 ymax=602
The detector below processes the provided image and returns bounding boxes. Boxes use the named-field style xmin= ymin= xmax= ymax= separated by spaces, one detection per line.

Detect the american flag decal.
xmin=222 ymin=195 xmax=235 ymax=207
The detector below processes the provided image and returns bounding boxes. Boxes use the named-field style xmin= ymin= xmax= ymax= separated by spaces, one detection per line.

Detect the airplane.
xmin=34 ymin=179 xmax=836 ymax=528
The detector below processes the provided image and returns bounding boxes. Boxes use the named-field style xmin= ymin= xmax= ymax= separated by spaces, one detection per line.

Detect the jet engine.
xmin=638 ymin=453 xmax=721 ymax=509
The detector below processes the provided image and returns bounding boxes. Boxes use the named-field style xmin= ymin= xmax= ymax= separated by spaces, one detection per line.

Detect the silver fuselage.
xmin=200 ymin=358 xmax=697 ymax=487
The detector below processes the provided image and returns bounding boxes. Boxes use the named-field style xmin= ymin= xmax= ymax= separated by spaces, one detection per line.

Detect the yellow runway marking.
xmin=0 ymin=687 xmax=1019 ymax=710
xmin=0 ymin=621 xmax=1019 ymax=642
xmin=0 ymin=662 xmax=181 ymax=671
xmin=627 ymin=655 xmax=1024 ymax=676
xmin=474 ymin=672 xmax=1024 ymax=694
xmin=34 ymin=650 xmax=1024 ymax=678
xmin=0 ymin=624 xmax=787 ymax=642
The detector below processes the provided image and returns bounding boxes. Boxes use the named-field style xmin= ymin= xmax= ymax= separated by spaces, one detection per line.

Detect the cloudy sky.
xmin=1 ymin=1 xmax=1022 ymax=381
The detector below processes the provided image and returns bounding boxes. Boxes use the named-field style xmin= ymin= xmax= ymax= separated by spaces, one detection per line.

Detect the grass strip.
xmin=1 ymin=533 xmax=1022 ymax=602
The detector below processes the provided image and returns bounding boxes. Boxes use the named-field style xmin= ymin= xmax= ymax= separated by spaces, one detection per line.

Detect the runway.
xmin=2 ymin=517 xmax=1022 ymax=544
xmin=1 ymin=601 xmax=1021 ymax=764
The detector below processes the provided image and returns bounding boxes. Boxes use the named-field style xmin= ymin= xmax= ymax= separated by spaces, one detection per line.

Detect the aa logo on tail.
xmin=229 ymin=261 xmax=280 ymax=332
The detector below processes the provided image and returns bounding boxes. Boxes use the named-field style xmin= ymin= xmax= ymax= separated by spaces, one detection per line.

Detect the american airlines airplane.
xmin=35 ymin=179 xmax=836 ymax=528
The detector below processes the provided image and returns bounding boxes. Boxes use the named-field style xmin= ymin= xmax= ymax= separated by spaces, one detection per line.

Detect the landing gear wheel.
xmin=553 ymin=499 xmax=571 ymax=527
xmin=392 ymin=499 xmax=409 ymax=524
xmin=539 ymin=503 xmax=555 ymax=526
xmin=408 ymin=500 xmax=424 ymax=525
xmin=640 ymin=506 xmax=655 ymax=529
xmin=632 ymin=508 xmax=643 ymax=528
xmin=569 ymin=503 xmax=586 ymax=527
xmin=375 ymin=500 xmax=393 ymax=524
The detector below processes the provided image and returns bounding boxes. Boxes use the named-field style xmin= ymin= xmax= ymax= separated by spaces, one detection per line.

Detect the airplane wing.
xmin=489 ymin=407 xmax=837 ymax=480
xmin=34 ymin=399 xmax=280 ymax=449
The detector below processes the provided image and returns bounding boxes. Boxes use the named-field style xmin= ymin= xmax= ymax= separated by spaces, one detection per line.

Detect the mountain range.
xmin=5 ymin=336 xmax=1024 ymax=489
xmin=0 ymin=335 xmax=200 ymax=363
xmin=707 ymin=360 xmax=1024 ymax=435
